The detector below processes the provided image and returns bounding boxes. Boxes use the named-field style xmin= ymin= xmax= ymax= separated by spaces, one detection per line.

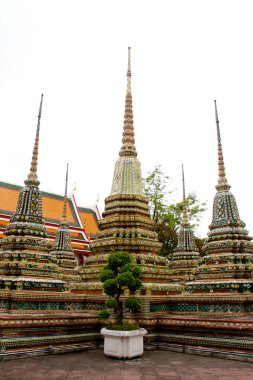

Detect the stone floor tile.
xmin=64 ymin=370 xmax=86 ymax=378
xmin=1 ymin=349 xmax=253 ymax=380
xmin=87 ymin=368 xmax=103 ymax=373
xmin=141 ymin=369 xmax=156 ymax=375
xmin=29 ymin=376 xmax=48 ymax=380
xmin=122 ymin=369 xmax=141 ymax=375
xmin=106 ymin=368 xmax=122 ymax=373
xmin=46 ymin=375 xmax=66 ymax=380
xmin=228 ymin=369 xmax=252 ymax=376
xmin=178 ymin=375 xmax=201 ymax=380
xmin=158 ymin=370 xmax=178 ymax=375
xmin=105 ymin=373 xmax=122 ymax=379
xmin=170 ymin=361 xmax=184 ymax=364
xmin=208 ymin=368 xmax=230 ymax=375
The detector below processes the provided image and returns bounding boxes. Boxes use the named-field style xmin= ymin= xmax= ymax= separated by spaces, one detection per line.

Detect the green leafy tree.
xmin=99 ymin=252 xmax=142 ymax=326
xmin=143 ymin=165 xmax=173 ymax=224
xmin=143 ymin=166 xmax=207 ymax=258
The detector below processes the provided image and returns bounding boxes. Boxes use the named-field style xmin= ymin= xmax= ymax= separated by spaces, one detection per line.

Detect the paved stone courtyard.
xmin=0 ymin=349 xmax=253 ymax=380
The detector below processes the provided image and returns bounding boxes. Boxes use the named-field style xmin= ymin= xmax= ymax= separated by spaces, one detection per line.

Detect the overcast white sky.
xmin=1 ymin=0 xmax=253 ymax=238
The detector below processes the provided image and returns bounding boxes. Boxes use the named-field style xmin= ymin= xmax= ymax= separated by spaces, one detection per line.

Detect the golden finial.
xmin=62 ymin=163 xmax=69 ymax=224
xmin=181 ymin=164 xmax=189 ymax=226
xmin=25 ymin=94 xmax=43 ymax=185
xmin=214 ymin=100 xmax=230 ymax=190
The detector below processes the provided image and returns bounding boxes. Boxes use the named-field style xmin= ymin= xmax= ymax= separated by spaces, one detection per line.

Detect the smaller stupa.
xmin=50 ymin=164 xmax=82 ymax=290
xmin=170 ymin=165 xmax=200 ymax=282
xmin=187 ymin=101 xmax=253 ymax=294
xmin=0 ymin=95 xmax=65 ymax=292
xmin=1 ymin=95 xmax=48 ymax=252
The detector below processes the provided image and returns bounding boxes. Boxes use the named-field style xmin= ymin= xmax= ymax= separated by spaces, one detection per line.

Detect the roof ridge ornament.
xmin=25 ymin=94 xmax=44 ymax=186
xmin=214 ymin=100 xmax=231 ymax=191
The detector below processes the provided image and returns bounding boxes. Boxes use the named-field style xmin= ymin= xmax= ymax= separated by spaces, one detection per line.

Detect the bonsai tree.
xmin=99 ymin=251 xmax=142 ymax=328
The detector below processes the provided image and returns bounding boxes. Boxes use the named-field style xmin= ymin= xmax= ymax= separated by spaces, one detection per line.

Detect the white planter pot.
xmin=101 ymin=327 xmax=147 ymax=359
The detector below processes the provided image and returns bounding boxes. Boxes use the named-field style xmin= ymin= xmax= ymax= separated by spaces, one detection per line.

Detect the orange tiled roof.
xmin=0 ymin=181 xmax=100 ymax=255
xmin=78 ymin=208 xmax=99 ymax=236
xmin=0 ymin=186 xmax=19 ymax=214
xmin=43 ymin=195 xmax=76 ymax=224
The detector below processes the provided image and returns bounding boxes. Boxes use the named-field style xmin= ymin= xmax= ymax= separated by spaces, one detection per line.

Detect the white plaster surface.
xmin=101 ymin=328 xmax=147 ymax=359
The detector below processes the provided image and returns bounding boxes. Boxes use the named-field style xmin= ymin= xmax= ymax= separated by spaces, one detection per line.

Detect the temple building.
xmin=0 ymin=182 xmax=99 ymax=263
xmin=80 ymin=47 xmax=183 ymax=296
xmin=169 ymin=165 xmax=200 ymax=283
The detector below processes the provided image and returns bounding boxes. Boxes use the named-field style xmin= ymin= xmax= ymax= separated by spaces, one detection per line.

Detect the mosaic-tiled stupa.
xmin=187 ymin=100 xmax=253 ymax=294
xmin=0 ymin=95 xmax=65 ymax=292
xmin=80 ymin=48 xmax=183 ymax=296
xmin=49 ymin=164 xmax=82 ymax=290
xmin=169 ymin=165 xmax=200 ymax=282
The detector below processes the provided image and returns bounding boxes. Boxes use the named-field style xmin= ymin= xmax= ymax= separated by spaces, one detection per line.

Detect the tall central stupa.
xmin=80 ymin=48 xmax=182 ymax=296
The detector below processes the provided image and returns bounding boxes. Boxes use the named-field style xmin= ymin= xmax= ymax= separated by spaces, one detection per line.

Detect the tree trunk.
xmin=116 ymin=296 xmax=123 ymax=325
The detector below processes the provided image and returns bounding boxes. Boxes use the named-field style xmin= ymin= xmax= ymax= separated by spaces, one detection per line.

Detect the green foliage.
xmin=143 ymin=165 xmax=173 ymax=224
xmin=100 ymin=269 xmax=115 ymax=282
xmin=105 ymin=298 xmax=118 ymax=309
xmin=124 ymin=297 xmax=141 ymax=313
xmin=143 ymin=165 xmax=207 ymax=259
xmin=100 ymin=252 xmax=142 ymax=297
xmin=107 ymin=322 xmax=139 ymax=331
xmin=107 ymin=252 xmax=132 ymax=274
xmin=156 ymin=220 xmax=178 ymax=258
xmin=195 ymin=237 xmax=206 ymax=256
xmin=117 ymin=272 xmax=133 ymax=287
xmin=103 ymin=278 xmax=119 ymax=297
xmin=120 ymin=263 xmax=142 ymax=278
xmin=100 ymin=251 xmax=143 ymax=326
xmin=166 ymin=192 xmax=207 ymax=231
xmin=98 ymin=310 xmax=110 ymax=320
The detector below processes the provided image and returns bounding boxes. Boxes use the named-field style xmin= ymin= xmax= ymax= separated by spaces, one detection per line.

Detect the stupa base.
xmin=185 ymin=279 xmax=253 ymax=294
